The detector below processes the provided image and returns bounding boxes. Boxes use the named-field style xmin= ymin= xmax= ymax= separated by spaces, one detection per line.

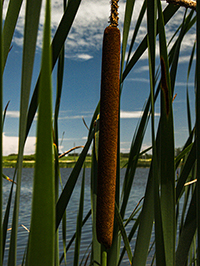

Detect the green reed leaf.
xmin=59 ymin=210 xmax=91 ymax=264
xmin=122 ymin=4 xmax=179 ymax=82
xmin=3 ymin=0 xmax=23 ymax=68
xmin=73 ymin=168 xmax=85 ymax=266
xmin=0 ymin=0 xmax=2 ymax=263
xmin=120 ymin=0 xmax=136 ymax=77
xmin=132 ymin=167 xmax=154 ymax=265
xmin=170 ymin=10 xmax=194 ymax=93
xmin=7 ymin=0 xmax=42 ymax=264
xmin=56 ymin=129 xmax=94 ymax=229
xmin=115 ymin=203 xmax=133 ymax=265
xmin=26 ymin=0 xmax=82 ymax=140
xmin=90 ymin=141 xmax=101 ymax=265
xmin=121 ymin=97 xmax=149 ymax=219
xmin=176 ymin=140 xmax=196 ymax=201
xmin=2 ymin=181 xmax=15 ymax=261
xmin=186 ymin=41 xmax=196 ymax=134
xmin=54 ymin=17 xmax=65 ymax=266
xmin=26 ymin=0 xmax=55 ymax=265
xmin=195 ymin=3 xmax=200 ymax=252
xmin=186 ymin=88 xmax=192 ymax=134
xmin=158 ymin=1 xmax=175 ymax=264
xmin=176 ymin=188 xmax=196 ymax=265
xmin=125 ymin=0 xmax=146 ymax=66
xmin=118 ymin=212 xmax=141 ymax=265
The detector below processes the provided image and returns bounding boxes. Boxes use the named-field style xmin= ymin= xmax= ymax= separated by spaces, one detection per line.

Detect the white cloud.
xmin=3 ymin=133 xmax=36 ymax=156
xmin=5 ymin=111 xmax=20 ymax=118
xmin=120 ymin=141 xmax=152 ymax=154
xmin=4 ymin=110 xmax=38 ymax=121
xmin=126 ymin=77 xmax=150 ymax=83
xmin=59 ymin=110 xmax=155 ymax=120
xmin=120 ymin=110 xmax=160 ymax=118
xmin=120 ymin=110 xmax=143 ymax=118
xmin=77 ymin=54 xmax=93 ymax=60
xmin=178 ymin=54 xmax=196 ymax=64
xmin=59 ymin=115 xmax=85 ymax=120
xmin=175 ymin=81 xmax=194 ymax=87
xmin=133 ymin=65 xmax=149 ymax=73
xmin=58 ymin=111 xmax=92 ymax=120
xmin=3 ymin=0 xmax=195 ymax=62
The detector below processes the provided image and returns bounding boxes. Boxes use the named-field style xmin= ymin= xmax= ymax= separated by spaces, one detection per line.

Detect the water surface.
xmin=2 ymin=167 xmax=149 ymax=265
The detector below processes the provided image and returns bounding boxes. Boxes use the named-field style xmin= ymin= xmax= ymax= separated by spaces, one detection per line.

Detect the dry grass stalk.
xmin=166 ymin=0 xmax=196 ymax=11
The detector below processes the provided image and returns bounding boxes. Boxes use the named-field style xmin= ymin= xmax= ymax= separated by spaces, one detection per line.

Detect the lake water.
xmin=2 ymin=167 xmax=150 ymax=265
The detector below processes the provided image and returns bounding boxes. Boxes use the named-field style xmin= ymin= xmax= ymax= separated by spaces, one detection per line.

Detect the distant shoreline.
xmin=3 ymin=154 xmax=151 ymax=168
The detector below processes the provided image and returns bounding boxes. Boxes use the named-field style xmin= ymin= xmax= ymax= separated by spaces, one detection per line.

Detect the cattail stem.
xmin=110 ymin=0 xmax=119 ymax=27
xmin=102 ymin=250 xmax=107 ymax=266
xmin=96 ymin=15 xmax=120 ymax=249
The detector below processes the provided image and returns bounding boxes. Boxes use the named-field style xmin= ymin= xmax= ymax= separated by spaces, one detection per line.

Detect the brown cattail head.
xmin=96 ymin=25 xmax=120 ymax=249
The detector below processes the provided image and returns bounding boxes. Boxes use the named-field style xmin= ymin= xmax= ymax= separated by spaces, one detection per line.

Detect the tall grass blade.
xmin=148 ymin=0 xmax=166 ymax=264
xmin=186 ymin=88 xmax=192 ymax=134
xmin=118 ymin=212 xmax=141 ymax=265
xmin=2 ymin=181 xmax=14 ymax=262
xmin=125 ymin=0 xmax=146 ymax=66
xmin=120 ymin=99 xmax=149 ymax=219
xmin=26 ymin=0 xmax=55 ymax=264
xmin=56 ymin=128 xmax=94 ymax=229
xmin=176 ymin=140 xmax=196 ymax=201
xmin=186 ymin=41 xmax=196 ymax=134
xmin=73 ymin=168 xmax=85 ymax=266
xmin=122 ymin=4 xmax=179 ymax=81
xmin=168 ymin=12 xmax=196 ymax=74
xmin=25 ymin=0 xmax=82 ymax=139
xmin=0 ymin=0 xmax=2 ymax=263
xmin=90 ymin=138 xmax=101 ymax=265
xmin=158 ymin=1 xmax=175 ymax=264
xmin=132 ymin=166 xmax=154 ymax=265
xmin=3 ymin=0 xmax=23 ymax=68
xmin=53 ymin=145 xmax=60 ymax=266
xmin=169 ymin=10 xmax=194 ymax=92
xmin=196 ymin=0 xmax=200 ymax=260
xmin=120 ymin=0 xmax=136 ymax=76
xmin=7 ymin=0 xmax=42 ymax=264
xmin=123 ymin=92 xmax=158 ymax=266
xmin=54 ymin=46 xmax=64 ymax=148
xmin=59 ymin=210 xmax=91 ymax=264
xmin=54 ymin=20 xmax=65 ymax=266
xmin=115 ymin=203 xmax=133 ymax=264
xmin=2 ymin=101 xmax=10 ymax=129
xmin=175 ymin=141 xmax=193 ymax=168
xmin=176 ymin=188 xmax=196 ymax=265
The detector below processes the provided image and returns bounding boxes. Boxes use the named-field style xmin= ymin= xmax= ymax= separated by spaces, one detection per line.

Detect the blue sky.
xmin=2 ymin=0 xmax=196 ymax=155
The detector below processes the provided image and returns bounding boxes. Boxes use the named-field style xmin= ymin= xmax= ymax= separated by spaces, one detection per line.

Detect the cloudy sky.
xmin=2 ymin=0 xmax=196 ymax=155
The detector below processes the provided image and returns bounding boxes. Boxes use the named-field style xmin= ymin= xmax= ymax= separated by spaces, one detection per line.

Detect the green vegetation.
xmin=0 ymin=0 xmax=199 ymax=265
xmin=2 ymin=153 xmax=152 ymax=168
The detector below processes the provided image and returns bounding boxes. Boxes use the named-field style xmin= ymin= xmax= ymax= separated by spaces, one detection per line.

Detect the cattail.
xmin=96 ymin=0 xmax=120 ymax=249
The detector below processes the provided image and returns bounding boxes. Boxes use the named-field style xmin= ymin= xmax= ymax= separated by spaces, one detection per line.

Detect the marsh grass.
xmin=0 ymin=0 xmax=199 ymax=265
